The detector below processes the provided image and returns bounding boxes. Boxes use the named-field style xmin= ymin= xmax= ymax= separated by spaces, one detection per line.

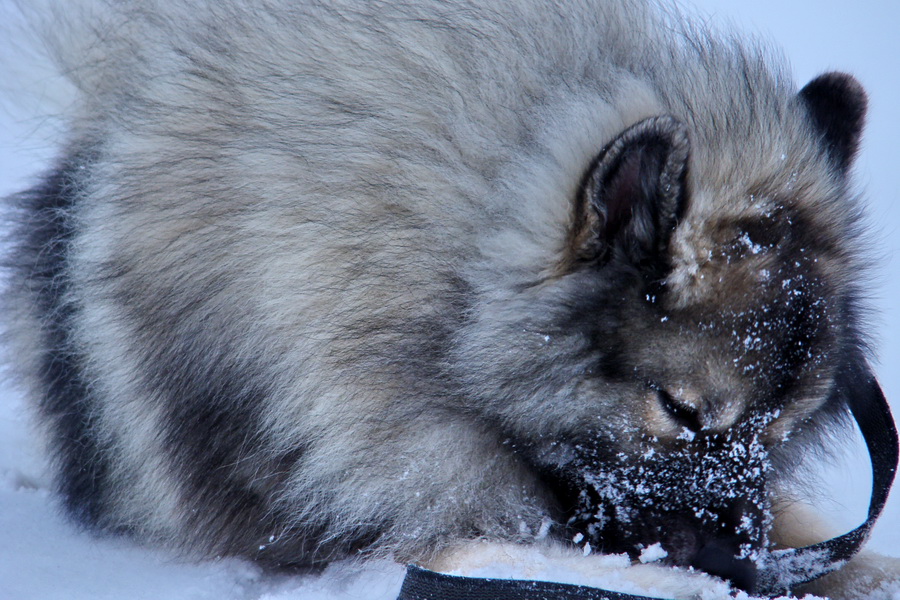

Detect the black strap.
xmin=755 ymin=372 xmax=899 ymax=595
xmin=398 ymin=373 xmax=898 ymax=600
xmin=398 ymin=564 xmax=668 ymax=600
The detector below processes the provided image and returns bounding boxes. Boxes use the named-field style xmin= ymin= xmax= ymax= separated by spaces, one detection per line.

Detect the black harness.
xmin=398 ymin=373 xmax=898 ymax=599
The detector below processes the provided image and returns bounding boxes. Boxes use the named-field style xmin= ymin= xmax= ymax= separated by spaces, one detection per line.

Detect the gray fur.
xmin=3 ymin=0 xmax=888 ymax=592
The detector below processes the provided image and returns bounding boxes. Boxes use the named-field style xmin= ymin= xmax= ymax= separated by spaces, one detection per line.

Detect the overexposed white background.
xmin=0 ymin=1 xmax=897 ymax=598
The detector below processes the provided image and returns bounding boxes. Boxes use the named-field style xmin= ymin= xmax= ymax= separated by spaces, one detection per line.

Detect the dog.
xmin=3 ymin=0 xmax=895 ymax=596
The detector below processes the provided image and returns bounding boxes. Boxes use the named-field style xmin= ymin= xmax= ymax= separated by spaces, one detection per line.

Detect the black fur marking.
xmin=115 ymin=273 xmax=319 ymax=565
xmin=151 ymin=354 xmax=379 ymax=568
xmin=8 ymin=148 xmax=115 ymax=526
xmin=799 ymin=72 xmax=867 ymax=173
xmin=111 ymin=255 xmax=389 ymax=566
xmin=155 ymin=358 xmax=277 ymax=553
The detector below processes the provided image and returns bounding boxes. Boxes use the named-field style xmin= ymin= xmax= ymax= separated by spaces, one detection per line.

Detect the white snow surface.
xmin=1 ymin=0 xmax=899 ymax=599
xmin=427 ymin=541 xmax=839 ymax=600
xmin=640 ymin=543 xmax=670 ymax=564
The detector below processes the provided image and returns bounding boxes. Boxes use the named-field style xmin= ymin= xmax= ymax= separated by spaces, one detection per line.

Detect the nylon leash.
xmin=398 ymin=565 xmax=669 ymax=600
xmin=755 ymin=372 xmax=898 ymax=595
xmin=397 ymin=373 xmax=898 ymax=600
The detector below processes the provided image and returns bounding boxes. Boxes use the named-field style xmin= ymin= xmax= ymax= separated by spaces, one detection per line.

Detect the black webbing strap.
xmin=755 ymin=372 xmax=899 ymax=595
xmin=398 ymin=373 xmax=898 ymax=600
xmin=398 ymin=564 xmax=668 ymax=600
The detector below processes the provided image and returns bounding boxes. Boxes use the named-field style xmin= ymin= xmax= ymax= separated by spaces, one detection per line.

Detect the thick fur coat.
xmin=3 ymin=0 xmax=896 ymax=596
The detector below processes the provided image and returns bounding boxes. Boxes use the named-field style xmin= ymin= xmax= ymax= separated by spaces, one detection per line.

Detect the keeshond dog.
xmin=3 ymin=0 xmax=896 ymax=596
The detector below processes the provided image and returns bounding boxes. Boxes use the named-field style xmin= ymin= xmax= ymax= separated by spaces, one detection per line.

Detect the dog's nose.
xmin=690 ymin=538 xmax=758 ymax=593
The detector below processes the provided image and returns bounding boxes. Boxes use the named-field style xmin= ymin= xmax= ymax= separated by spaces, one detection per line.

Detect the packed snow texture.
xmin=1 ymin=0 xmax=899 ymax=599
xmin=428 ymin=541 xmax=833 ymax=600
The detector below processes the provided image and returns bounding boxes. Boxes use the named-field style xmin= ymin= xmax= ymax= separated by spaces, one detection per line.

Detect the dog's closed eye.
xmin=656 ymin=389 xmax=702 ymax=433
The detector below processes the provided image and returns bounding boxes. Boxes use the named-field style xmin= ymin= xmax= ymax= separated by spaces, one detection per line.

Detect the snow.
xmin=1 ymin=0 xmax=899 ymax=599
xmin=426 ymin=541 xmax=835 ymax=600
xmin=639 ymin=543 xmax=669 ymax=564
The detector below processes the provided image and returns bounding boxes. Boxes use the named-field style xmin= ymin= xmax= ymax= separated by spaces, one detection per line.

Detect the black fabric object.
xmin=397 ymin=373 xmax=898 ymax=600
xmin=397 ymin=565 xmax=668 ymax=600
xmin=755 ymin=372 xmax=899 ymax=595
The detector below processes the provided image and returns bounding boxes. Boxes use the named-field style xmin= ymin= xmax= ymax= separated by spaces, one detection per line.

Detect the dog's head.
xmin=488 ymin=72 xmax=875 ymax=590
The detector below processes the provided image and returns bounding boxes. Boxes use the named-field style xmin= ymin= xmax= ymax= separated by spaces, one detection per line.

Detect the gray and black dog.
xmin=3 ymin=0 xmax=895 ymax=596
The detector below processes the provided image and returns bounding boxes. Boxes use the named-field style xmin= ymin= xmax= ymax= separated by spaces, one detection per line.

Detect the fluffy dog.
xmin=3 ymin=0 xmax=895 ymax=596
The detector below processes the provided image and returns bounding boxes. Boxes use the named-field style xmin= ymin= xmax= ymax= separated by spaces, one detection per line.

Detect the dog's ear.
xmin=799 ymin=72 xmax=867 ymax=174
xmin=570 ymin=116 xmax=690 ymax=270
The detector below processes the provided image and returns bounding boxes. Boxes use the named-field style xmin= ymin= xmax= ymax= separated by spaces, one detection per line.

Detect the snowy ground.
xmin=1 ymin=1 xmax=898 ymax=599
